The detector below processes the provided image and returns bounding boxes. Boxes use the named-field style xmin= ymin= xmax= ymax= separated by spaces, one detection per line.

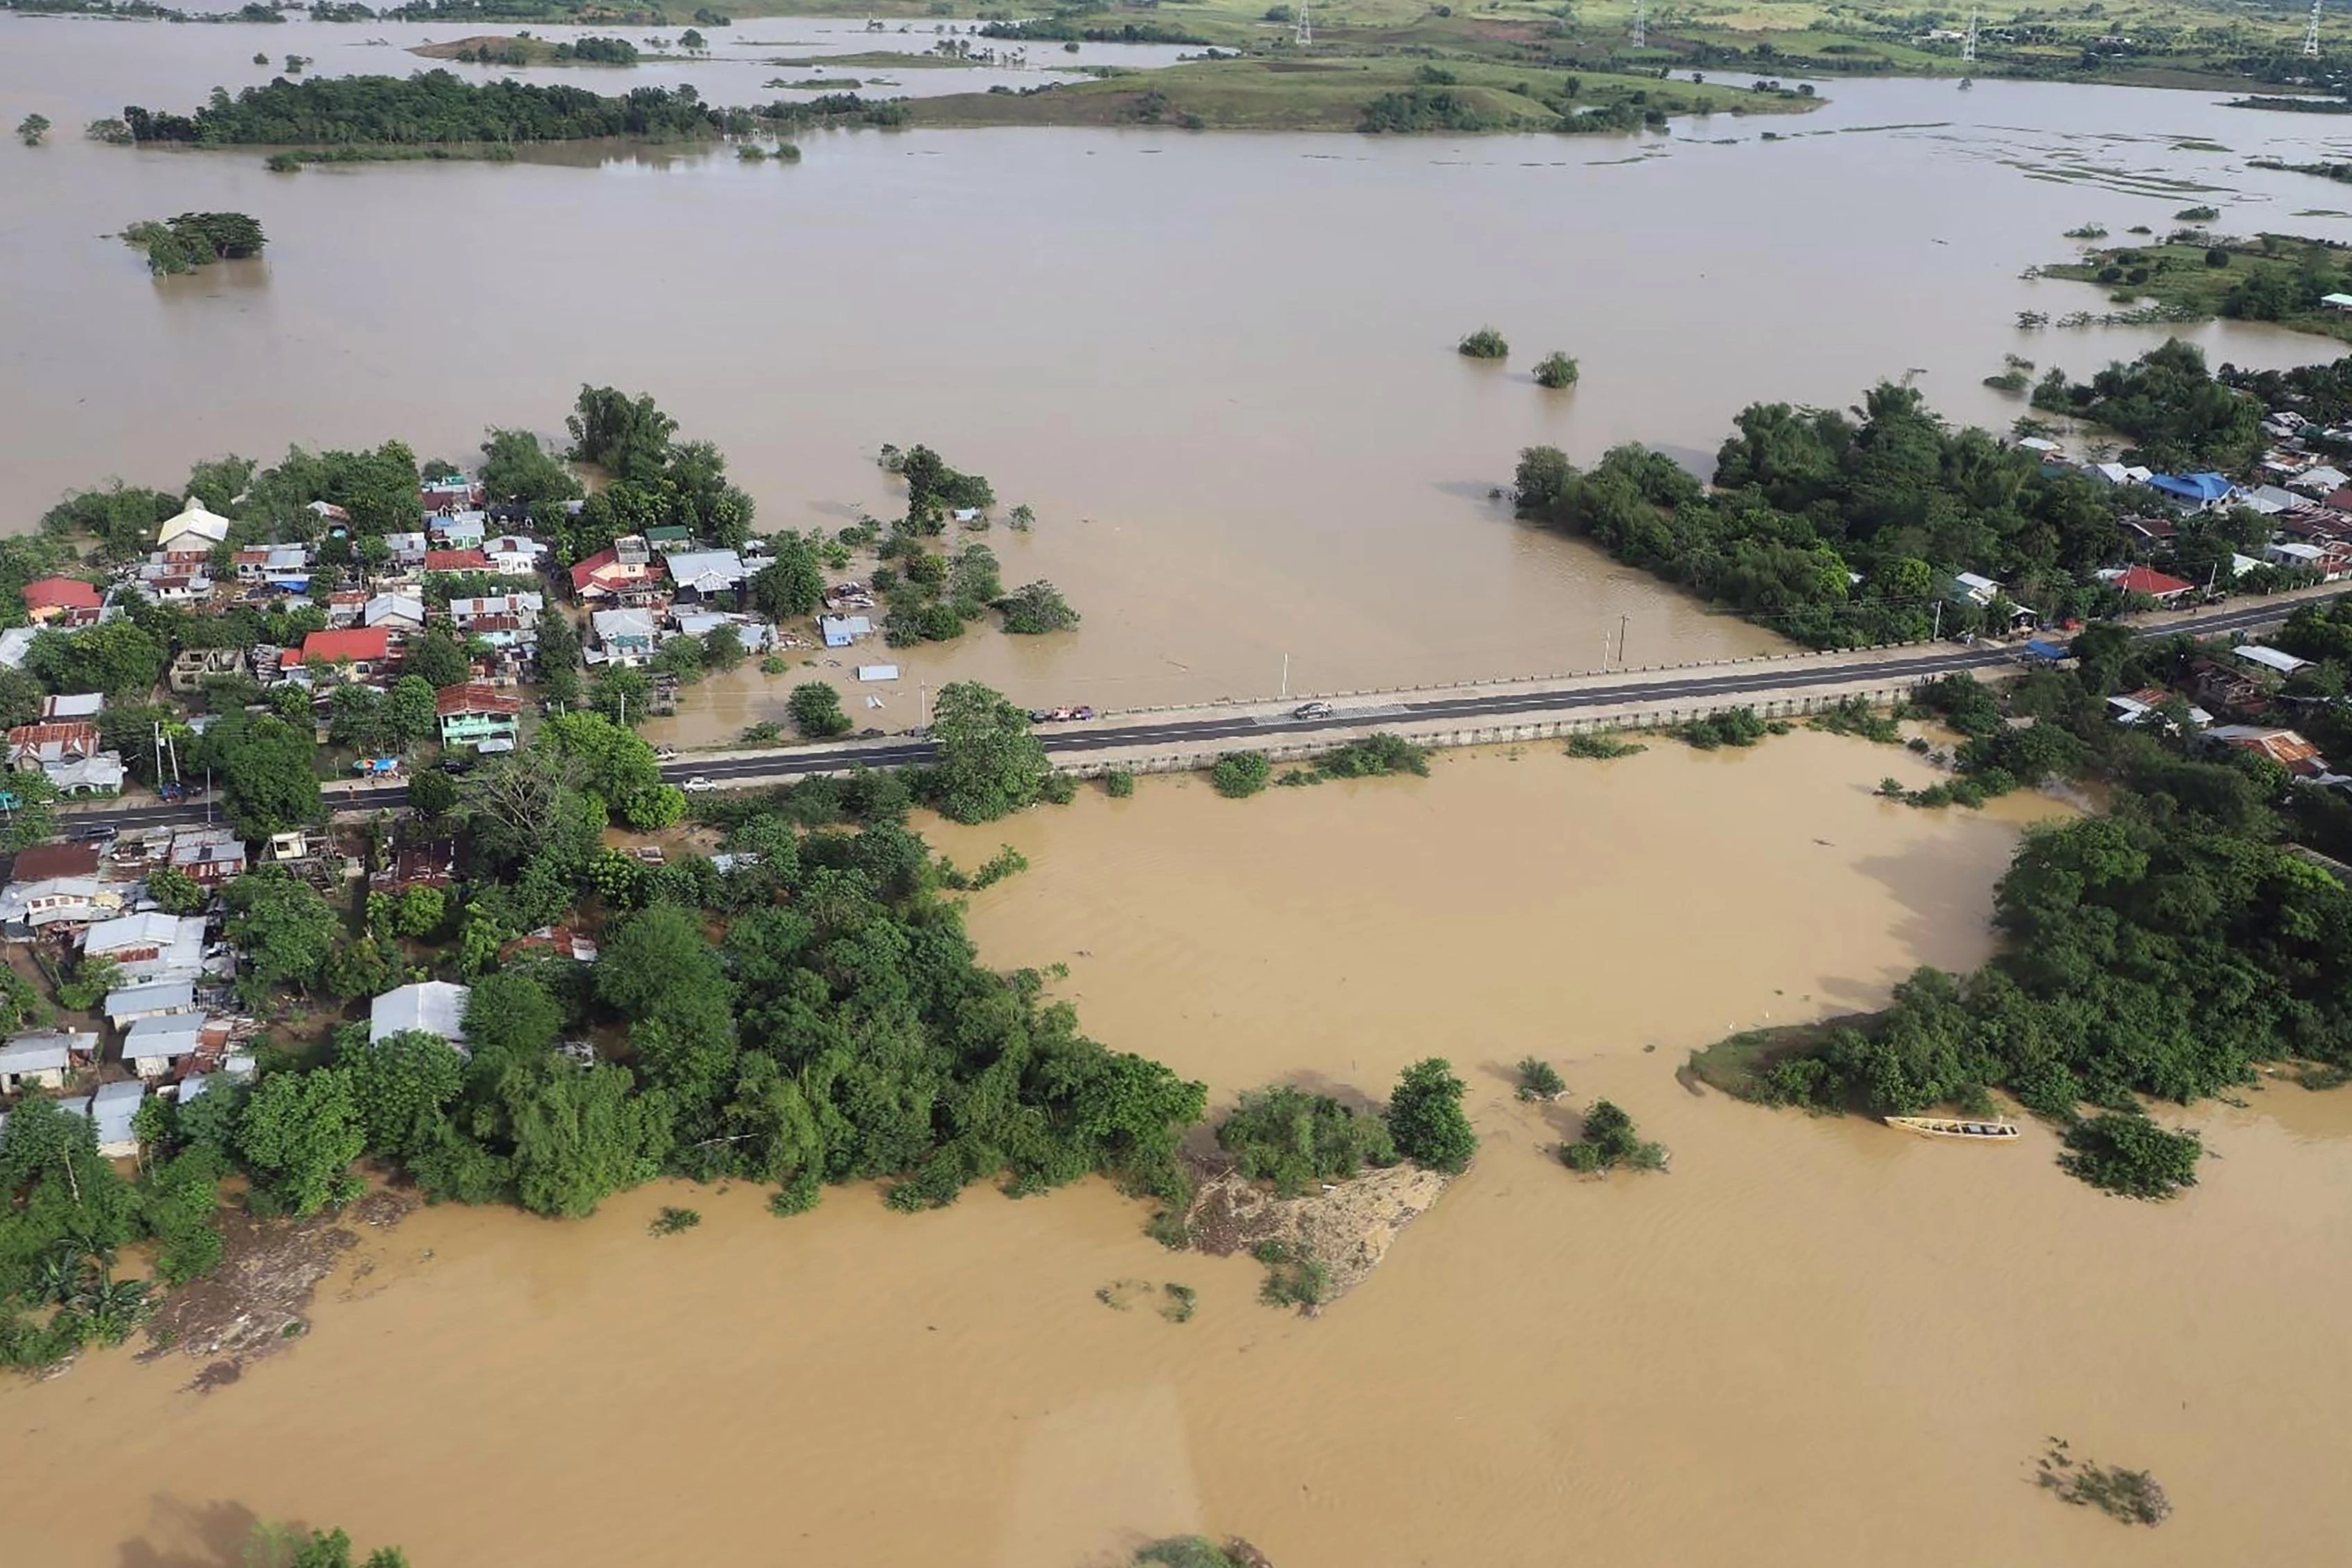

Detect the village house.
xmin=69 ymin=1079 xmax=146 ymax=1158
xmin=364 ymin=592 xmax=429 ymax=633
xmin=2290 ymin=464 xmax=2349 ymax=498
xmin=501 ymin=923 xmax=600 ymax=964
xmin=230 ymin=545 xmax=313 ymax=591
xmin=104 ymin=977 xmax=196 ymax=1031
xmin=0 ymin=876 xmax=123 ymax=937
xmin=383 ymin=531 xmax=429 ymax=570
xmin=2106 ymin=688 xmax=2212 ymax=730
xmin=0 ymin=1030 xmax=94 ymax=1092
xmin=2231 ymin=643 xmax=2312 ymax=680
xmin=46 ymin=751 xmax=126 ymax=798
xmin=569 ymin=537 xmax=666 ymax=606
xmin=436 ymin=683 xmax=523 ymax=750
xmin=130 ymin=559 xmax=214 ymax=606
xmin=375 ymin=835 xmax=456 ymax=893
xmin=39 ymin=693 xmax=103 ymax=726
xmin=818 ymin=613 xmax=874 ymax=648
xmin=2086 ymin=462 xmax=2154 ymax=489
xmin=83 ymin=911 xmax=207 ymax=984
xmin=155 ymin=496 xmax=231 ymax=551
xmin=2188 ymin=656 xmax=2266 ymax=715
xmin=2206 ymin=725 xmax=2331 ymax=778
xmin=2097 ymin=565 xmax=2197 ymax=606
xmin=2267 ymin=541 xmax=2328 ymax=574
xmin=424 ymin=548 xmax=490 ymax=574
xmin=0 ymin=627 xmax=36 ymax=671
xmin=168 ymin=646 xmax=249 ymax=695
xmin=167 ymin=824 xmax=248 ymax=885
xmin=370 ymin=979 xmax=471 ymax=1052
xmin=428 ymin=512 xmax=489 ymax=550
xmin=120 ymin=1014 xmax=207 ymax=1079
xmin=298 ymin=626 xmax=395 ymax=677
xmin=2146 ymin=472 xmax=2236 ymax=512
xmin=481 ymin=535 xmax=548 ymax=577
xmin=589 ymin=608 xmax=660 ymax=668
xmin=449 ymin=593 xmax=544 ymax=637
xmin=673 ymin=609 xmax=774 ymax=654
xmin=8 ymin=720 xmax=100 ymax=769
xmin=9 ymin=842 xmax=102 ymax=883
xmin=20 ymin=577 xmax=103 ymax=627
xmin=662 ymin=548 xmax=747 ymax=601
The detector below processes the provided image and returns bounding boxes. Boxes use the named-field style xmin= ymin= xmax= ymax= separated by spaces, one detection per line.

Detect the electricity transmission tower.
xmin=2306 ymin=0 xmax=2324 ymax=58
xmin=1295 ymin=0 xmax=1311 ymax=46
xmin=1632 ymin=0 xmax=1647 ymax=49
xmin=1962 ymin=6 xmax=1979 ymax=64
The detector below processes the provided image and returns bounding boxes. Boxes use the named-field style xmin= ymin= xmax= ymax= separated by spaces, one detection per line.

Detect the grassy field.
xmin=704 ymin=0 xmax=2346 ymax=92
xmin=2042 ymin=231 xmax=2352 ymax=343
xmin=905 ymin=53 xmax=1817 ymax=131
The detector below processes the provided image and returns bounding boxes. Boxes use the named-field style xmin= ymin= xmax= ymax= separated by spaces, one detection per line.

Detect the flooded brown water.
xmin=10 ymin=738 xmax=2352 ymax=1567
xmin=6 ymin=25 xmax=2346 ymax=710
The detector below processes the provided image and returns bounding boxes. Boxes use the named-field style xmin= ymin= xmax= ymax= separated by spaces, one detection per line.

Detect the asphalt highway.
xmin=69 ymin=595 xmax=2321 ymax=835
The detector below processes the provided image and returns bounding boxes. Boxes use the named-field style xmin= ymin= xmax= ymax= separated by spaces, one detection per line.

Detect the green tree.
xmin=1216 ymin=1084 xmax=1396 ymax=1196
xmin=788 ymin=681 xmax=851 ymax=738
xmin=1559 ymin=1099 xmax=1667 ymax=1173
xmin=144 ymin=862 xmax=209 ymax=916
xmin=387 ymin=675 xmax=438 ymax=746
xmin=2060 ymin=1113 xmax=2201 ymax=1199
xmin=1386 ymin=1056 xmax=1477 ymax=1173
xmin=4 ymin=771 xmax=59 ymax=853
xmin=211 ymin=713 xmax=321 ymax=837
xmin=750 ymin=536 xmax=827 ymax=621
xmin=345 ymin=1029 xmax=465 ymax=1159
xmin=479 ymin=427 xmax=582 ymax=505
xmin=535 ymin=602 xmax=581 ymax=674
xmin=1211 ymin=751 xmax=1272 ymax=798
xmin=462 ymin=970 xmax=563 ymax=1066
xmin=224 ymin=872 xmax=337 ymax=995
xmin=401 ymin=629 xmax=472 ymax=690
xmin=703 ymin=622 xmax=745 ymax=671
xmin=504 ymin=1059 xmax=664 ymax=1219
xmin=17 ymin=114 xmax=51 ymax=148
xmin=408 ymin=767 xmax=458 ymax=819
xmin=26 ymin=619 xmax=166 ymax=696
xmin=927 ymin=681 xmax=1045 ymax=823
xmin=0 ymin=668 xmax=44 ymax=729
xmin=57 ymin=955 xmax=121 ymax=1013
xmin=1533 ymin=351 xmax=1580 ymax=389
xmin=567 ymin=385 xmax=676 ymax=485
xmin=1458 ymin=326 xmax=1508 ymax=360
xmin=995 ymin=580 xmax=1081 ymax=635
xmin=591 ymin=665 xmax=651 ymax=728
xmin=236 ymin=1068 xmax=367 ymax=1216
xmin=245 ymin=1522 xmax=410 ymax=1568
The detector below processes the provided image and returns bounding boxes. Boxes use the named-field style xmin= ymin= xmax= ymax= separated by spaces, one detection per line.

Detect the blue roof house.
xmin=2147 ymin=472 xmax=2235 ymax=510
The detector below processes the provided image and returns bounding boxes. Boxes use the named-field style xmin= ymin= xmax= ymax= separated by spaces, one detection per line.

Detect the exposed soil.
xmin=141 ymin=1190 xmax=416 ymax=1390
xmin=1180 ymin=1158 xmax=1451 ymax=1309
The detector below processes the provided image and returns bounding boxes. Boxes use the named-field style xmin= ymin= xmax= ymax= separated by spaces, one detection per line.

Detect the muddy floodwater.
xmin=9 ymin=738 xmax=2352 ymax=1567
xmin=6 ymin=26 xmax=2349 ymax=709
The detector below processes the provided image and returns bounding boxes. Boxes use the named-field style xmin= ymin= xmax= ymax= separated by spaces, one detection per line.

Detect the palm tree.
xmin=87 ymin=1276 xmax=153 ymax=1345
xmin=33 ymin=1243 xmax=89 ymax=1308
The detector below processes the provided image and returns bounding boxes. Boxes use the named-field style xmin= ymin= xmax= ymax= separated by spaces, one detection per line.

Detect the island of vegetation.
xmin=410 ymin=33 xmax=661 ymax=66
xmin=120 ymin=211 xmax=268 ymax=275
xmin=2039 ymin=229 xmax=2352 ymax=344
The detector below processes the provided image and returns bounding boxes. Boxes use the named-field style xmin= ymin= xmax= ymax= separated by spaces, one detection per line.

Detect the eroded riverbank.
xmin=10 ymin=737 xmax=2351 ymax=1567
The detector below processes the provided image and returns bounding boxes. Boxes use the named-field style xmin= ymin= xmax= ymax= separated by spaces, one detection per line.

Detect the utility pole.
xmin=919 ymin=681 xmax=928 ymax=728
xmin=1281 ymin=653 xmax=1290 ymax=699
xmin=1618 ymin=613 xmax=1629 ymax=665
xmin=1932 ymin=599 xmax=1944 ymax=641
xmin=2306 ymin=0 xmax=2324 ymax=58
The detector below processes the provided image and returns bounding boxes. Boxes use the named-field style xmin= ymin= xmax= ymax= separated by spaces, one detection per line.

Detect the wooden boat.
xmin=1885 ymin=1115 xmax=2019 ymax=1140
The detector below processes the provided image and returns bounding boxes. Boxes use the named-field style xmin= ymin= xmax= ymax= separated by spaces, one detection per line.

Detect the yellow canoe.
xmin=1885 ymin=1115 xmax=2020 ymax=1140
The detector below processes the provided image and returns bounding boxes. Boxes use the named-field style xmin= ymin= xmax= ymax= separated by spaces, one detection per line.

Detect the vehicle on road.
xmin=1293 ymin=701 xmax=1335 ymax=720
xmin=67 ymin=822 xmax=118 ymax=844
xmin=683 ymin=776 xmax=716 ymax=792
xmin=653 ymin=746 xmax=679 ymax=761
xmin=1027 ymin=706 xmax=1098 ymax=724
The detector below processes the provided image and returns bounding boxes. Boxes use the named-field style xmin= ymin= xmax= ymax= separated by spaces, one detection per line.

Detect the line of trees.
xmin=121 ymin=71 xmax=723 ymax=146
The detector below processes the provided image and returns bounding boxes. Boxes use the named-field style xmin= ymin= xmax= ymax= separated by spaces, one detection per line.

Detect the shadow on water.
xmin=116 ymin=1497 xmax=263 ymax=1568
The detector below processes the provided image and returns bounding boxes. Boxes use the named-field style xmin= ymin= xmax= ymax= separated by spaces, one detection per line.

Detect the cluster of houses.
xmin=572 ymin=528 xmax=780 ymax=672
xmin=2093 ymin=636 xmax=2346 ymax=785
xmin=2016 ymin=412 xmax=2352 ymax=589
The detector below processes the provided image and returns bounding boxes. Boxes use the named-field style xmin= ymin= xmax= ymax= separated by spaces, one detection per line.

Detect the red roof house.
xmin=7 ymin=721 xmax=100 ymax=767
xmin=2110 ymin=566 xmax=2195 ymax=601
xmin=300 ymin=627 xmax=393 ymax=668
xmin=424 ymin=549 xmax=490 ymax=573
xmin=21 ymin=578 xmax=101 ymax=625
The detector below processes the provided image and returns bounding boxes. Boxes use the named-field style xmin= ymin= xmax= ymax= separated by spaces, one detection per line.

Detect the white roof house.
xmin=673 ymin=610 xmax=774 ymax=652
xmin=364 ymin=593 xmax=428 ymax=629
xmin=481 ymin=536 xmax=548 ymax=575
xmin=589 ymin=609 xmax=659 ymax=667
xmin=2266 ymin=541 xmax=2327 ymax=570
xmin=105 ymin=978 xmax=196 ymax=1028
xmin=2290 ymin=465 xmax=2349 ymax=496
xmin=662 ymin=549 xmax=746 ymax=596
xmin=83 ymin=912 xmax=207 ymax=983
xmin=121 ymin=1015 xmax=206 ymax=1077
xmin=46 ymin=752 xmax=127 ymax=796
xmin=0 ymin=1032 xmax=79 ymax=1090
xmin=2087 ymin=462 xmax=2152 ymax=487
xmin=86 ymin=1079 xmax=146 ymax=1157
xmin=0 ymin=876 xmax=123 ymax=932
xmin=0 ymin=627 xmax=36 ymax=670
xmin=2232 ymin=643 xmax=2312 ymax=676
xmin=818 ymin=613 xmax=873 ymax=648
xmin=156 ymin=496 xmax=231 ymax=550
xmin=2241 ymin=485 xmax=2306 ymax=516
xmin=370 ymin=980 xmax=472 ymax=1052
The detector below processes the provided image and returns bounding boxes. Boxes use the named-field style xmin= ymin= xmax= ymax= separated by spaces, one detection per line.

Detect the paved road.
xmin=71 ymin=595 xmax=2321 ymax=834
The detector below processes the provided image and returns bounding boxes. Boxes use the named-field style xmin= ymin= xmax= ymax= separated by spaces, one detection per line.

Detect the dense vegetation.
xmin=1385 ymin=1057 xmax=1476 ymax=1172
xmin=121 ymin=71 xmax=723 ymax=146
xmin=2059 ymin=1113 xmax=2202 ymax=1199
xmin=2043 ymin=232 xmax=2352 ymax=345
xmin=121 ymin=211 xmax=268 ymax=276
xmin=1559 ymin=1099 xmax=1667 ymax=1173
xmin=1216 ymin=1084 xmax=1395 ymax=1196
xmin=1514 ymin=361 xmax=2228 ymax=647
xmin=1458 ymin=326 xmax=1508 ymax=360
xmin=2030 ymin=338 xmax=2263 ymax=471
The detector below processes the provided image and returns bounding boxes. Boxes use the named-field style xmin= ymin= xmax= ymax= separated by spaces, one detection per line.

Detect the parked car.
xmin=1293 ymin=701 xmax=1335 ymax=720
xmin=1028 ymin=706 xmax=1098 ymax=724
xmin=683 ymin=776 xmax=716 ymax=792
